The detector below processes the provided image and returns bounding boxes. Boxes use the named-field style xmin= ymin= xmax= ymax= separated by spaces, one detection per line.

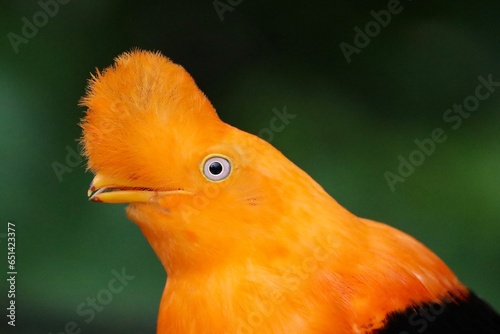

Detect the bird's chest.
xmin=156 ymin=283 xmax=286 ymax=333
xmin=155 ymin=274 xmax=350 ymax=334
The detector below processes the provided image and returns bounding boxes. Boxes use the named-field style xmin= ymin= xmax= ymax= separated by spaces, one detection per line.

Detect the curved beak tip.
xmin=90 ymin=196 xmax=102 ymax=202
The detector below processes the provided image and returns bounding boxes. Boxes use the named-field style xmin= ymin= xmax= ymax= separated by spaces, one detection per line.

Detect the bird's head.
xmin=81 ymin=50 xmax=338 ymax=275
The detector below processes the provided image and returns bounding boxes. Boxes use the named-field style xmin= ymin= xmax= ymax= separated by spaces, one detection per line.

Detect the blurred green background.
xmin=1 ymin=0 xmax=499 ymax=333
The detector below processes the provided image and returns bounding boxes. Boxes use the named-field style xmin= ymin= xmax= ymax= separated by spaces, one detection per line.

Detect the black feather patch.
xmin=374 ymin=291 xmax=500 ymax=333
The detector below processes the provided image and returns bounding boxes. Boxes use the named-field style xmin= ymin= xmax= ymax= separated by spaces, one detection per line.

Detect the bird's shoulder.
xmin=372 ymin=290 xmax=500 ymax=333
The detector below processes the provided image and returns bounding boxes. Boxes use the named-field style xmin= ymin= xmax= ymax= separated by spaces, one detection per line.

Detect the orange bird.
xmin=81 ymin=50 xmax=500 ymax=333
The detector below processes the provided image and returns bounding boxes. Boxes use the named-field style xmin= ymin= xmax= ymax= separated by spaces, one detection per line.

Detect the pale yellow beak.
xmin=88 ymin=173 xmax=191 ymax=203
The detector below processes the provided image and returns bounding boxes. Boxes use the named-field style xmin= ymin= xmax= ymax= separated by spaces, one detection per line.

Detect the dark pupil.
xmin=209 ymin=162 xmax=223 ymax=175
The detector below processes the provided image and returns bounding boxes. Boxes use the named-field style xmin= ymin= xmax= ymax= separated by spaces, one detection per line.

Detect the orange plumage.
xmin=81 ymin=50 xmax=500 ymax=333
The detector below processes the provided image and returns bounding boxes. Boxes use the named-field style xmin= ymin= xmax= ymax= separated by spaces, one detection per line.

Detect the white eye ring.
xmin=201 ymin=155 xmax=232 ymax=182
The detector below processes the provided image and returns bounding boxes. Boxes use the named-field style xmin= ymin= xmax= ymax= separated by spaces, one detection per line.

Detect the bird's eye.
xmin=202 ymin=155 xmax=232 ymax=182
